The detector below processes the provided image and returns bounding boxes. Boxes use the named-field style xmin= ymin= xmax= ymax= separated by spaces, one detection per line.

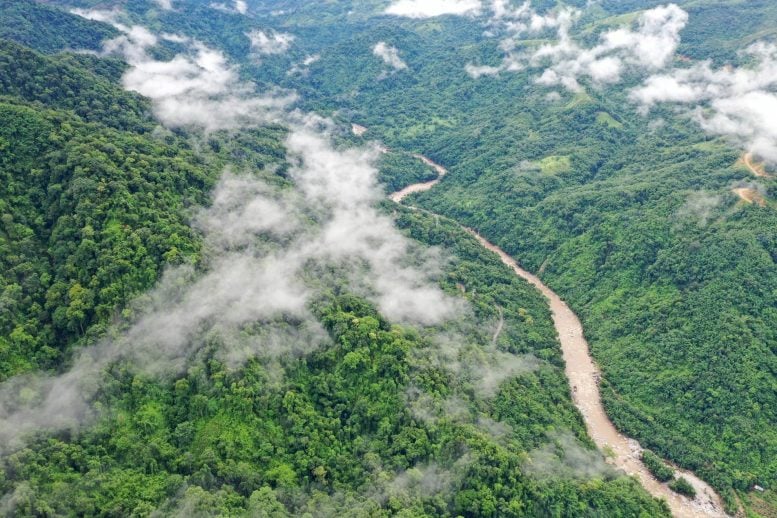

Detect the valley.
xmin=0 ymin=0 xmax=775 ymax=516
xmin=392 ymin=153 xmax=728 ymax=517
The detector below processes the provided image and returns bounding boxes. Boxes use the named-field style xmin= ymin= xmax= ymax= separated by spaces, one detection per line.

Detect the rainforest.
xmin=0 ymin=1 xmax=775 ymax=517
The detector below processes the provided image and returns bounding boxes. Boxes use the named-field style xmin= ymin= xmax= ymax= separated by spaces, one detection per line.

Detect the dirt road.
xmin=741 ymin=153 xmax=770 ymax=178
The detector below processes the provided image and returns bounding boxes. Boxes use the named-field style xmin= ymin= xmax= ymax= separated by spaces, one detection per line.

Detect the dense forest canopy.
xmin=0 ymin=0 xmax=775 ymax=516
xmin=236 ymin=0 xmax=777 ymax=513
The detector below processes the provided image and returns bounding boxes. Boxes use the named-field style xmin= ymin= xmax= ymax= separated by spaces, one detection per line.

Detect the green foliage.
xmin=0 ymin=131 xmax=668 ymax=515
xmin=0 ymin=0 xmax=119 ymax=54
xmin=1 ymin=0 xmax=774 ymax=515
xmin=0 ymin=40 xmax=152 ymax=131
xmin=641 ymin=450 xmax=675 ymax=483
xmin=0 ymin=99 xmax=202 ymax=377
xmin=0 ymin=40 xmax=286 ymax=379
xmin=227 ymin=0 xmax=777 ymax=507
xmin=0 ymin=284 xmax=668 ymax=516
xmin=376 ymin=151 xmax=437 ymax=193
xmin=0 ymin=23 xmax=668 ymax=515
xmin=669 ymin=477 xmax=697 ymax=499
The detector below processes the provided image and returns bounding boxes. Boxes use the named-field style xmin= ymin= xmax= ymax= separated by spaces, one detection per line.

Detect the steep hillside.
xmin=0 ymin=205 xmax=670 ymax=516
xmin=216 ymin=0 xmax=777 ymax=513
xmin=0 ymin=3 xmax=674 ymax=516
xmin=0 ymin=0 xmax=119 ymax=53
xmin=0 ymin=40 xmax=286 ymax=379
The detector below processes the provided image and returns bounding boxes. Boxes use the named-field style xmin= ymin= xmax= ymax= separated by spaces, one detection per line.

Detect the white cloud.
xmin=70 ymin=14 xmax=456 ymax=323
xmin=247 ymin=29 xmax=295 ymax=55
xmin=154 ymin=0 xmax=174 ymax=10
xmin=288 ymin=54 xmax=320 ymax=76
xmin=630 ymin=74 xmax=698 ymax=107
xmin=210 ymin=0 xmax=247 ymax=14
xmin=385 ymin=0 xmax=481 ymax=18
xmin=284 ymin=122 xmax=462 ymax=326
xmin=675 ymin=191 xmax=723 ymax=227
xmin=122 ymin=43 xmax=293 ymax=131
xmin=465 ymin=63 xmax=501 ymax=78
xmin=69 ymin=8 xmax=122 ymax=24
xmin=302 ymin=54 xmax=320 ymax=66
xmin=604 ymin=4 xmax=687 ymax=69
xmin=373 ymin=41 xmax=408 ymax=71
xmin=631 ymin=42 xmax=777 ymax=164
xmin=700 ymin=92 xmax=777 ymax=163
xmin=529 ymin=4 xmax=687 ymax=90
xmin=72 ymin=9 xmax=160 ymax=62
xmin=490 ymin=0 xmax=525 ymax=20
xmin=71 ymin=10 xmax=295 ymax=131
xmin=161 ymin=33 xmax=190 ymax=43
xmin=468 ymin=3 xmax=688 ymax=91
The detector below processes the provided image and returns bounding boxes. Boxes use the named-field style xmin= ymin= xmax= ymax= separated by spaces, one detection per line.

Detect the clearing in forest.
xmin=732 ymin=187 xmax=767 ymax=206
xmin=739 ymin=153 xmax=771 ymax=178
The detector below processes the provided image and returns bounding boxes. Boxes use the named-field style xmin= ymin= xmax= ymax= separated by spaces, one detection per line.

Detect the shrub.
xmin=641 ymin=450 xmax=675 ymax=482
xmin=669 ymin=477 xmax=697 ymax=498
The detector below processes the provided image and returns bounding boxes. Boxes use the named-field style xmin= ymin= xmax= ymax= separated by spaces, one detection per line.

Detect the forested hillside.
xmin=0 ymin=2 xmax=678 ymax=516
xmin=226 ymin=0 xmax=775 ymax=514
xmin=0 ymin=0 xmax=119 ymax=54
xmin=0 ymin=203 xmax=669 ymax=516
xmin=0 ymin=40 xmax=286 ymax=381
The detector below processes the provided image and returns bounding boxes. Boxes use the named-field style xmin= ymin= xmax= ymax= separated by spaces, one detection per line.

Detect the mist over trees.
xmin=0 ymin=0 xmax=775 ymax=516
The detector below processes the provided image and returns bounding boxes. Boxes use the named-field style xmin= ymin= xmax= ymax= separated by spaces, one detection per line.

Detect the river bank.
xmin=390 ymin=153 xmax=729 ymax=518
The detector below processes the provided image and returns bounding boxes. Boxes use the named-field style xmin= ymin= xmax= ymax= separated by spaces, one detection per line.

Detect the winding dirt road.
xmin=390 ymin=154 xmax=728 ymax=518
xmin=741 ymin=153 xmax=771 ymax=178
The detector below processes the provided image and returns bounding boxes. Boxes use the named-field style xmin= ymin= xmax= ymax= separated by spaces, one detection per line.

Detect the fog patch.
xmin=120 ymin=43 xmax=294 ymax=131
xmin=247 ymin=30 xmax=295 ymax=56
xmin=406 ymin=388 xmax=472 ymax=424
xmin=647 ymin=118 xmax=666 ymax=133
xmin=213 ymin=321 xmax=330 ymax=370
xmin=2 ymin=10 xmax=463 ymax=453
xmin=384 ymin=455 xmax=473 ymax=499
xmin=674 ymin=191 xmax=723 ymax=227
xmin=465 ymin=63 xmax=501 ymax=78
xmin=476 ymin=349 xmax=540 ymax=397
xmin=385 ymin=0 xmax=482 ymax=19
xmin=373 ymin=41 xmax=408 ymax=71
xmin=0 ymin=118 xmax=461 ymax=452
xmin=284 ymin=125 xmax=463 ymax=325
xmin=210 ymin=0 xmax=247 ymax=15
xmin=153 ymin=0 xmax=174 ymax=10
xmin=69 ymin=8 xmax=123 ymax=25
xmin=288 ymin=54 xmax=320 ymax=77
xmin=422 ymin=331 xmax=540 ymax=399
xmin=477 ymin=416 xmax=513 ymax=440
xmin=0 ymin=371 xmax=94 ymax=452
xmin=525 ymin=431 xmax=616 ymax=480
xmin=72 ymin=10 xmax=295 ymax=131
xmin=194 ymin=173 xmax=299 ymax=249
xmin=467 ymin=3 xmax=687 ymax=91
xmin=632 ymin=43 xmax=777 ymax=164
xmin=150 ymin=485 xmax=227 ymax=518
xmin=0 ymin=483 xmax=36 ymax=516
